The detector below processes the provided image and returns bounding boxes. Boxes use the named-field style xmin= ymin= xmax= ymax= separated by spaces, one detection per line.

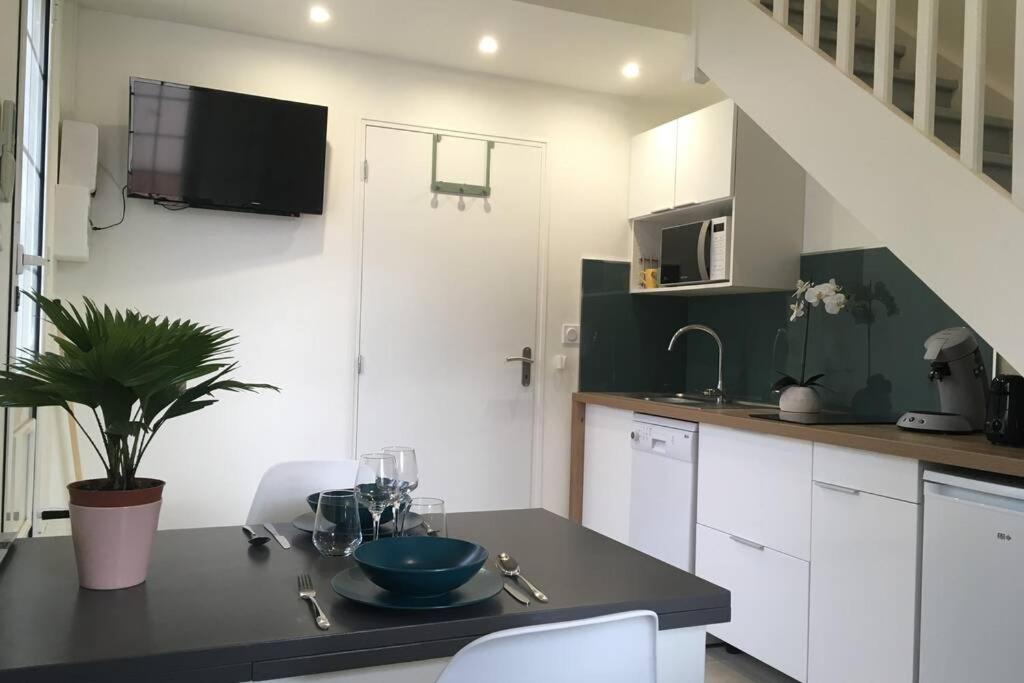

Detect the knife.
xmin=264 ymin=523 xmax=291 ymax=549
xmin=502 ymin=581 xmax=531 ymax=605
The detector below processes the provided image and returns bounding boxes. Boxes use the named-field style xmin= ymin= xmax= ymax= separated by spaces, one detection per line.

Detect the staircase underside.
xmin=696 ymin=0 xmax=1024 ymax=368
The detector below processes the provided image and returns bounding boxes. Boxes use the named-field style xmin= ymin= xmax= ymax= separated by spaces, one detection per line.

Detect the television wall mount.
xmin=430 ymin=134 xmax=494 ymax=198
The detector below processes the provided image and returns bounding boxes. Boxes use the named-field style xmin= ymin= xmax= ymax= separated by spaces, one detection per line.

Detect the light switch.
xmin=562 ymin=324 xmax=580 ymax=346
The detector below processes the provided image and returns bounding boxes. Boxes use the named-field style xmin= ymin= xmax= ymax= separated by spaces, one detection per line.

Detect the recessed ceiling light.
xmin=309 ymin=5 xmax=331 ymax=24
xmin=478 ymin=35 xmax=499 ymax=55
xmin=622 ymin=62 xmax=641 ymax=79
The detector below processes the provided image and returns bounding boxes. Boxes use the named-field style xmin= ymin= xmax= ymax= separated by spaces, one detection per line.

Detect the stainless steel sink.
xmin=618 ymin=392 xmax=777 ymax=410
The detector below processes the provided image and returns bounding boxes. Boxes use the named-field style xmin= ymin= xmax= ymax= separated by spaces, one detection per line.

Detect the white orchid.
xmin=789 ymin=301 xmax=806 ymax=321
xmin=793 ymin=280 xmax=812 ymax=299
xmin=823 ymin=291 xmax=847 ymax=315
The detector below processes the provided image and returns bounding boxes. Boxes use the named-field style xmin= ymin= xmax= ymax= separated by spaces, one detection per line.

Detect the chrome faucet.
xmin=667 ymin=324 xmax=725 ymax=405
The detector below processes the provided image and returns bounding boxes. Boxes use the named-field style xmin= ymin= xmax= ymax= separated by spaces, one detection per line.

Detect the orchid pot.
xmin=773 ymin=278 xmax=847 ymax=415
xmin=0 ymin=294 xmax=276 ymax=589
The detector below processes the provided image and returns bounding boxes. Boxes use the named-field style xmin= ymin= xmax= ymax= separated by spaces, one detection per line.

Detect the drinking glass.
xmin=312 ymin=490 xmax=363 ymax=557
xmin=355 ymin=453 xmax=400 ymax=541
xmin=407 ymin=497 xmax=446 ymax=538
xmin=383 ymin=446 xmax=418 ymax=535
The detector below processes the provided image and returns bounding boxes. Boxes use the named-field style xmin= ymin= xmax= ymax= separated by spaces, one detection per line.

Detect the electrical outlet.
xmin=562 ymin=324 xmax=580 ymax=346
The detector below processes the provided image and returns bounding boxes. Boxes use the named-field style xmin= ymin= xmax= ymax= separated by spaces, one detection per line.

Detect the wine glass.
xmin=382 ymin=446 xmax=418 ymax=535
xmin=354 ymin=453 xmax=400 ymax=541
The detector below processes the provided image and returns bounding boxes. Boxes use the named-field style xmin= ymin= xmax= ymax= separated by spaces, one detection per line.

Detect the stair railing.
xmin=758 ymin=0 xmax=1023 ymax=209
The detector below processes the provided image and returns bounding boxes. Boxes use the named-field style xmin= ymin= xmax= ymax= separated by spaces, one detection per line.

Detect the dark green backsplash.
xmin=580 ymin=248 xmax=992 ymax=415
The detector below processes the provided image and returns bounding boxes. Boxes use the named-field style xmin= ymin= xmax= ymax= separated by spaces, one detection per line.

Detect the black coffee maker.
xmin=985 ymin=375 xmax=1024 ymax=447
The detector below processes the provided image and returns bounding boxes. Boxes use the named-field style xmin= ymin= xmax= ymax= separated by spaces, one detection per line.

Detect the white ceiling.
xmin=76 ymin=0 xmax=694 ymax=98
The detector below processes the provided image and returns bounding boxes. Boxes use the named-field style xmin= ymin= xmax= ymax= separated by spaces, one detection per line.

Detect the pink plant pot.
xmin=68 ymin=479 xmax=164 ymax=590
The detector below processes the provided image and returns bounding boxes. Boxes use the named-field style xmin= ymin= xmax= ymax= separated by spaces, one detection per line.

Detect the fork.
xmin=298 ymin=574 xmax=330 ymax=630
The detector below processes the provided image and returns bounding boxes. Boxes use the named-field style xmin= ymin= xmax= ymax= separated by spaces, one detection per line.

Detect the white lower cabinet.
xmin=696 ymin=524 xmax=810 ymax=682
xmin=808 ymin=480 xmax=919 ymax=682
xmin=581 ymin=405 xmax=632 ymax=543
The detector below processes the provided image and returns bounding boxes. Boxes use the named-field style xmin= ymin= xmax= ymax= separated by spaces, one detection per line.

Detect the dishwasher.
xmin=628 ymin=414 xmax=698 ymax=572
xmin=920 ymin=470 xmax=1024 ymax=683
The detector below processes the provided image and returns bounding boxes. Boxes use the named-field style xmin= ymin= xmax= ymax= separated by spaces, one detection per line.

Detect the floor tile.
xmin=705 ymin=645 xmax=798 ymax=683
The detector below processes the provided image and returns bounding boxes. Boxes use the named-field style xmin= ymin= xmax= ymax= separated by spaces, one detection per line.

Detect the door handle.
xmin=505 ymin=347 xmax=533 ymax=387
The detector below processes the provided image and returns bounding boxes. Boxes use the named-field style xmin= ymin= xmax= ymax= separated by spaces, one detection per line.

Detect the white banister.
xmin=774 ymin=0 xmax=790 ymax=25
xmin=1014 ymin=0 xmax=1024 ymax=206
xmin=914 ymin=0 xmax=940 ymax=135
xmin=835 ymin=0 xmax=856 ymax=74
xmin=803 ymin=0 xmax=821 ymax=48
xmin=873 ymin=0 xmax=896 ymax=102
xmin=960 ymin=0 xmax=988 ymax=172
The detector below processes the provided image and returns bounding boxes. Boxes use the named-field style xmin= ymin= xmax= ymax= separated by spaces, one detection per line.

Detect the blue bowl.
xmin=307 ymin=490 xmax=393 ymax=529
xmin=354 ymin=537 xmax=488 ymax=596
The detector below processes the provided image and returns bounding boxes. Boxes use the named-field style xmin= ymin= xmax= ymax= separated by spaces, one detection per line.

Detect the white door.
xmin=356 ymin=125 xmax=543 ymax=512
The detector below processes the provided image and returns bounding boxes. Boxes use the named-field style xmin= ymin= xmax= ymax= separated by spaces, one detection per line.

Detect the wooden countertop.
xmin=569 ymin=392 xmax=1024 ymax=522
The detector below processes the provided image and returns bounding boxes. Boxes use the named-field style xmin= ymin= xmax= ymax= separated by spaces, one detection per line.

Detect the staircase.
xmin=693 ymin=0 xmax=1024 ymax=369
xmin=760 ymin=0 xmax=1013 ymax=192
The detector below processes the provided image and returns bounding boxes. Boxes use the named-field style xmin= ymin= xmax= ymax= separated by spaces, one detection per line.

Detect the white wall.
xmin=803 ymin=176 xmax=879 ymax=253
xmin=51 ymin=8 xmax=722 ymax=527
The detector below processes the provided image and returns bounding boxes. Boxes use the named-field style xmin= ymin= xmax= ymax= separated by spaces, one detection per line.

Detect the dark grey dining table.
xmin=0 ymin=508 xmax=730 ymax=682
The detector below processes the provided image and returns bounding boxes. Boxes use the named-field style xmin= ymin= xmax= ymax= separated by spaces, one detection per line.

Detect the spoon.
xmin=495 ymin=552 xmax=548 ymax=603
xmin=242 ymin=525 xmax=271 ymax=546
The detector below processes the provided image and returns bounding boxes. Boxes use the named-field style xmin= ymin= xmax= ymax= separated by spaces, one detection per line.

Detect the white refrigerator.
xmin=920 ymin=470 xmax=1024 ymax=683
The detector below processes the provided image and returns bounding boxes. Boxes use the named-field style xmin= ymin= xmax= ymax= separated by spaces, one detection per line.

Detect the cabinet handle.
xmin=815 ymin=481 xmax=860 ymax=496
xmin=729 ymin=535 xmax=765 ymax=551
xmin=650 ymin=206 xmax=674 ymax=214
xmin=673 ymin=201 xmax=698 ymax=209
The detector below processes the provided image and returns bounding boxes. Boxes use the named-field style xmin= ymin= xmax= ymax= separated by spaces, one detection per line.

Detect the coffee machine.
xmin=985 ymin=375 xmax=1024 ymax=446
xmin=897 ymin=327 xmax=988 ymax=434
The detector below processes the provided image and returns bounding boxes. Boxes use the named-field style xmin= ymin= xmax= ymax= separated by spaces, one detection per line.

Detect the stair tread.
xmin=818 ymin=28 xmax=907 ymax=57
xmin=895 ymin=103 xmax=1014 ymax=131
xmin=854 ymin=65 xmax=958 ymax=91
xmin=760 ymin=0 xmax=839 ymax=20
xmin=934 ymin=107 xmax=1013 ymax=130
xmin=985 ymin=151 xmax=1012 ymax=167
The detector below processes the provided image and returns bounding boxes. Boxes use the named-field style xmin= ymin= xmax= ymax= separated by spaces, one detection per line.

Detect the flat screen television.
xmin=127 ymin=77 xmax=328 ymax=217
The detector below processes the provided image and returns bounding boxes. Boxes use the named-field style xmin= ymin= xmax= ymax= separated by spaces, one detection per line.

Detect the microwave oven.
xmin=660 ymin=216 xmax=730 ymax=287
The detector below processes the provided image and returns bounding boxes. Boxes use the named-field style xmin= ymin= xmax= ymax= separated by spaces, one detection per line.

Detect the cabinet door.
xmin=697 ymin=424 xmax=812 ymax=560
xmin=697 ymin=524 xmax=809 ymax=682
xmin=628 ymin=120 xmax=677 ymax=219
xmin=674 ymin=99 xmax=735 ymax=207
xmin=808 ymin=482 xmax=918 ymax=683
xmin=581 ymin=405 xmax=633 ymax=543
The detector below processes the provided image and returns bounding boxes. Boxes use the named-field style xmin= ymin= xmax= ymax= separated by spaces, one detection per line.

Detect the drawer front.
xmin=697 ymin=424 xmax=812 ymax=559
xmin=809 ymin=485 xmax=919 ymax=682
xmin=813 ymin=443 xmax=920 ymax=503
xmin=696 ymin=524 xmax=809 ymax=682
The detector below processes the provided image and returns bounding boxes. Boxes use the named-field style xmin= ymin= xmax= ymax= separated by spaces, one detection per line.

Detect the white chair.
xmin=434 ymin=610 xmax=658 ymax=683
xmin=246 ymin=460 xmax=361 ymax=524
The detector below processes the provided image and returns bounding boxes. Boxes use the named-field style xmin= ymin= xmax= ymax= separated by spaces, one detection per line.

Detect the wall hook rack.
xmin=430 ymin=134 xmax=494 ymax=198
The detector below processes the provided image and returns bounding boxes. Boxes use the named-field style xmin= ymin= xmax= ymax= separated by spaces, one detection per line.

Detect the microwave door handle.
xmin=696 ymin=220 xmax=711 ymax=281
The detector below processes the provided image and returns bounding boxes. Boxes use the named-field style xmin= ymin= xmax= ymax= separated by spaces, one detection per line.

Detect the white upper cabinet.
xmin=628 ymin=120 xmax=678 ymax=219
xmin=627 ymin=100 xmax=804 ymax=295
xmin=674 ymin=99 xmax=736 ymax=208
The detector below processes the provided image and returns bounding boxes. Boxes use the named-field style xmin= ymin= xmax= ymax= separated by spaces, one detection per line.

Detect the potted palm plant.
xmin=0 ymin=294 xmax=275 ymax=589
